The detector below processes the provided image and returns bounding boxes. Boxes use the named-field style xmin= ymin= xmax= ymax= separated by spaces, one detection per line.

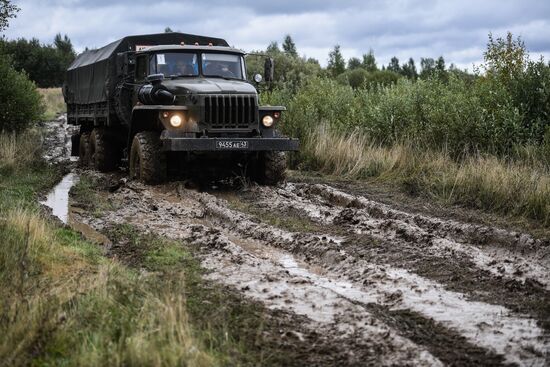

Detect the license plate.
xmin=216 ymin=140 xmax=249 ymax=150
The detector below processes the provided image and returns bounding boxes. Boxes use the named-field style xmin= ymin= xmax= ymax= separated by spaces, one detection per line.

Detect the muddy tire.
xmin=129 ymin=131 xmax=166 ymax=184
xmin=90 ymin=128 xmax=120 ymax=172
xmin=78 ymin=132 xmax=91 ymax=167
xmin=257 ymin=151 xmax=287 ymax=186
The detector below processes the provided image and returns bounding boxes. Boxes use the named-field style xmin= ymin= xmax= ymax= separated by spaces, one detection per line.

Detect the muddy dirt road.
xmin=43 ymin=116 xmax=549 ymax=366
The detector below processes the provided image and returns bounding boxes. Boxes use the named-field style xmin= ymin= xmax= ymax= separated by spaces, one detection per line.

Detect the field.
xmin=1 ymin=35 xmax=550 ymax=366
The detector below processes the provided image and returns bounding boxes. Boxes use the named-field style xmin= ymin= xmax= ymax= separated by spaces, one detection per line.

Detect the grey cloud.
xmin=4 ymin=0 xmax=550 ymax=70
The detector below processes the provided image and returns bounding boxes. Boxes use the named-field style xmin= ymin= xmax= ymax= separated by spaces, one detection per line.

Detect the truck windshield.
xmin=202 ymin=53 xmax=244 ymax=79
xmin=153 ymin=52 xmax=199 ymax=77
xmin=150 ymin=52 xmax=245 ymax=80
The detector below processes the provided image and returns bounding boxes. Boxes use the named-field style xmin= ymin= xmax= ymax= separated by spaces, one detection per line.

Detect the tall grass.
xmin=0 ymin=208 xmax=213 ymax=366
xmin=38 ymin=87 xmax=65 ymax=120
xmin=0 ymin=131 xmax=41 ymax=171
xmin=264 ymin=75 xmax=549 ymax=224
xmin=307 ymin=126 xmax=550 ymax=224
xmin=0 ymin=132 xmax=215 ymax=366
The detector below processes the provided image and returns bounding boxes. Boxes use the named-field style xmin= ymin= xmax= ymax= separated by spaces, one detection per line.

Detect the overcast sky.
xmin=3 ymin=0 xmax=550 ymax=70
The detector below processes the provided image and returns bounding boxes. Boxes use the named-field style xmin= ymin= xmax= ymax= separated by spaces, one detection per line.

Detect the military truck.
xmin=64 ymin=32 xmax=298 ymax=184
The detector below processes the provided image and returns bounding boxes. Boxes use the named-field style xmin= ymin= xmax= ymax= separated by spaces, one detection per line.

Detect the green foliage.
xmin=0 ymin=55 xmax=44 ymax=132
xmin=269 ymin=74 xmax=531 ymax=157
xmin=387 ymin=56 xmax=401 ymax=73
xmin=484 ymin=32 xmax=527 ymax=85
xmin=337 ymin=68 xmax=400 ymax=89
xmin=362 ymin=50 xmax=377 ymax=72
xmin=282 ymin=34 xmax=298 ymax=58
xmin=0 ymin=0 xmax=18 ymax=32
xmin=347 ymin=57 xmax=362 ymax=70
xmin=401 ymin=58 xmax=418 ymax=80
xmin=0 ymin=34 xmax=75 ymax=87
xmin=420 ymin=58 xmax=436 ymax=79
xmin=482 ymin=33 xmax=550 ymax=146
xmin=246 ymin=44 xmax=321 ymax=92
xmin=327 ymin=45 xmax=346 ymax=77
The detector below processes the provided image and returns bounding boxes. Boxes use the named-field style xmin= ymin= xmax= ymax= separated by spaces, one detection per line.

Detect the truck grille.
xmin=204 ymin=95 xmax=257 ymax=129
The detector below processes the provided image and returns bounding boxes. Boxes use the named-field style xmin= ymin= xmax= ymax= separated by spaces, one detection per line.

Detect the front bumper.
xmin=161 ymin=137 xmax=300 ymax=152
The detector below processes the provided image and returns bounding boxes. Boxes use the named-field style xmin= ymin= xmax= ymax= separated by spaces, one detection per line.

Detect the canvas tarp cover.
xmin=65 ymin=32 xmax=229 ymax=105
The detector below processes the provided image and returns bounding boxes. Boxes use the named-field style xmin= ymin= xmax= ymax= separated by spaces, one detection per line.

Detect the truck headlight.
xmin=262 ymin=115 xmax=274 ymax=127
xmin=169 ymin=114 xmax=183 ymax=128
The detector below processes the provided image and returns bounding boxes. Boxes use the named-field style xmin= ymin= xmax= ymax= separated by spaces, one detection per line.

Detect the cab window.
xmin=202 ymin=53 xmax=243 ymax=79
xmin=153 ymin=53 xmax=199 ymax=77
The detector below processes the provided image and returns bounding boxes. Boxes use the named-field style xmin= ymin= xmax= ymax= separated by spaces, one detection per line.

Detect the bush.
xmin=269 ymin=75 xmax=524 ymax=157
xmin=0 ymin=55 xmax=44 ymax=132
xmin=337 ymin=69 xmax=400 ymax=89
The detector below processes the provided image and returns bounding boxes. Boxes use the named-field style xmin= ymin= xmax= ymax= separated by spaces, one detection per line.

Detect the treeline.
xmin=247 ymin=35 xmax=473 ymax=91
xmin=0 ymin=33 xmax=76 ymax=88
xmin=250 ymin=33 xmax=550 ymax=159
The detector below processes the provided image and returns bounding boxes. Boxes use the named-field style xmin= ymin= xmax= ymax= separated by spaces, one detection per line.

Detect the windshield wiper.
xmin=169 ymin=74 xmax=197 ymax=79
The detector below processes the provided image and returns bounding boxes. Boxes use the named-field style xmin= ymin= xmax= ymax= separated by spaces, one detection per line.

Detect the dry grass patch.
xmin=38 ymin=88 xmax=65 ymax=120
xmin=0 ymin=207 xmax=214 ymax=367
xmin=307 ymin=127 xmax=550 ymax=225
xmin=0 ymin=131 xmax=41 ymax=171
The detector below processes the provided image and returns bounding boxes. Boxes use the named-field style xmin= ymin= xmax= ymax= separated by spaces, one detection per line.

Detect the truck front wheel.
xmin=129 ymin=132 xmax=166 ymax=184
xmin=90 ymin=128 xmax=120 ymax=172
xmin=257 ymin=151 xmax=287 ymax=186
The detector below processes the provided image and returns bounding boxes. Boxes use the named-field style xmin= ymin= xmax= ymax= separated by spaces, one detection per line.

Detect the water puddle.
xmin=40 ymin=173 xmax=79 ymax=223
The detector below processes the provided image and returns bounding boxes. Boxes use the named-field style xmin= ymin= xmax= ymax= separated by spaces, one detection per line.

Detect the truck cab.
xmin=64 ymin=33 xmax=298 ymax=185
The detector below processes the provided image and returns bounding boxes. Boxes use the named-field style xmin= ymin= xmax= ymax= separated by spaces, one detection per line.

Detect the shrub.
xmin=270 ymin=75 xmax=524 ymax=157
xmin=0 ymin=55 xmax=44 ymax=132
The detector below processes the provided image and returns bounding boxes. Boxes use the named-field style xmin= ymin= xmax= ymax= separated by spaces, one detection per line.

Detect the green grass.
xmin=38 ymin=88 xmax=65 ymax=120
xmin=0 ymin=132 xmax=214 ymax=367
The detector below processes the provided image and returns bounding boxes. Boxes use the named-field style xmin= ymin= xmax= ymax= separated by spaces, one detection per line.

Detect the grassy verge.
xmin=304 ymin=126 xmax=549 ymax=226
xmin=0 ymin=133 xmax=214 ymax=366
xmin=38 ymin=88 xmax=65 ymax=120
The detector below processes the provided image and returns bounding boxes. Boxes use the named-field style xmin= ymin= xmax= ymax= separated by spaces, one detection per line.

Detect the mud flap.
xmin=71 ymin=133 xmax=80 ymax=156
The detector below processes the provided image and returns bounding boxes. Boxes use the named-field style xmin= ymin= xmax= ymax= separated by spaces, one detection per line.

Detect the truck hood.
xmin=161 ymin=78 xmax=257 ymax=95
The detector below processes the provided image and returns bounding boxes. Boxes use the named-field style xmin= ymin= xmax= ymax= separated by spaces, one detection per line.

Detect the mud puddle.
xmin=40 ymin=173 xmax=79 ymax=223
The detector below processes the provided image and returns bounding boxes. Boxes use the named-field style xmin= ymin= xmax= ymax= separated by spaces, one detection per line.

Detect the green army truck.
xmin=64 ymin=32 xmax=298 ymax=184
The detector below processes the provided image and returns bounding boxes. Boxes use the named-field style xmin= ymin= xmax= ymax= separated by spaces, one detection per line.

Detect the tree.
xmin=420 ymin=57 xmax=435 ymax=79
xmin=401 ymin=57 xmax=418 ymax=79
xmin=266 ymin=41 xmax=280 ymax=54
xmin=0 ymin=0 xmax=18 ymax=32
xmin=483 ymin=32 xmax=528 ymax=84
xmin=327 ymin=45 xmax=346 ymax=77
xmin=164 ymin=27 xmax=173 ymax=33
xmin=347 ymin=57 xmax=362 ymax=70
xmin=1 ymin=35 xmax=76 ymax=87
xmin=54 ymin=33 xmax=75 ymax=57
xmin=282 ymin=35 xmax=297 ymax=58
xmin=0 ymin=55 xmax=44 ymax=132
xmin=362 ymin=49 xmax=377 ymax=72
xmin=387 ymin=56 xmax=400 ymax=73
xmin=435 ymin=56 xmax=446 ymax=73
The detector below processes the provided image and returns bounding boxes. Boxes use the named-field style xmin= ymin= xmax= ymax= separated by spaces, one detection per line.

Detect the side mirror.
xmin=147 ymin=73 xmax=164 ymax=85
xmin=264 ymin=57 xmax=274 ymax=82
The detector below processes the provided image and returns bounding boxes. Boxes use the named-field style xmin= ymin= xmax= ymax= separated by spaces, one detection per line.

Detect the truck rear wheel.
xmin=90 ymin=128 xmax=120 ymax=172
xmin=79 ymin=132 xmax=91 ymax=167
xmin=257 ymin=151 xmax=287 ymax=186
xmin=129 ymin=131 xmax=166 ymax=184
